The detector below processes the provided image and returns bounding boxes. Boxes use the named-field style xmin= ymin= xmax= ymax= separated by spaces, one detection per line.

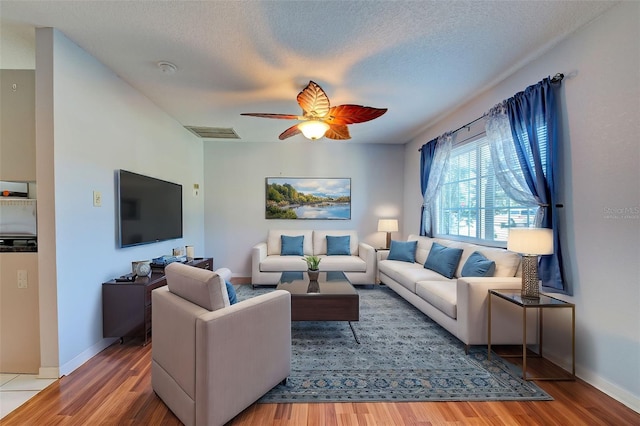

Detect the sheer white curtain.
xmin=485 ymin=103 xmax=543 ymax=226
xmin=421 ymin=132 xmax=453 ymax=236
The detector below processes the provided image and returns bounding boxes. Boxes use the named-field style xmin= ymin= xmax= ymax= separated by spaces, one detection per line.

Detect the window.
xmin=436 ymin=134 xmax=540 ymax=245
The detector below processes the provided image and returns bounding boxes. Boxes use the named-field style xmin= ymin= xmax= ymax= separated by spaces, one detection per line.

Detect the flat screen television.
xmin=117 ymin=169 xmax=183 ymax=248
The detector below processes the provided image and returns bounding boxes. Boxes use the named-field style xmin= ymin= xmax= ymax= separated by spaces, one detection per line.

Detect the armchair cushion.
xmin=165 ymin=262 xmax=230 ymax=311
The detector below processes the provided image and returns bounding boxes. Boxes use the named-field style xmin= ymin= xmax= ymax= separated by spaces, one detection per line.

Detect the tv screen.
xmin=117 ymin=170 xmax=183 ymax=248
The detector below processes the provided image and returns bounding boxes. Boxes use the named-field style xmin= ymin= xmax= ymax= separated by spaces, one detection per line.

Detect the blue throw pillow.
xmin=225 ymin=280 xmax=238 ymax=305
xmin=461 ymin=251 xmax=496 ymax=277
xmin=326 ymin=235 xmax=351 ymax=255
xmin=423 ymin=242 xmax=463 ymax=279
xmin=281 ymin=235 xmax=304 ymax=256
xmin=387 ymin=240 xmax=418 ymax=263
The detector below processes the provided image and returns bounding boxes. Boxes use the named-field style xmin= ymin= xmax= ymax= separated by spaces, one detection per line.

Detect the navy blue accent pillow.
xmin=461 ymin=251 xmax=496 ymax=277
xmin=423 ymin=242 xmax=463 ymax=279
xmin=225 ymin=280 xmax=238 ymax=305
xmin=281 ymin=235 xmax=304 ymax=256
xmin=326 ymin=235 xmax=351 ymax=255
xmin=387 ymin=240 xmax=418 ymax=263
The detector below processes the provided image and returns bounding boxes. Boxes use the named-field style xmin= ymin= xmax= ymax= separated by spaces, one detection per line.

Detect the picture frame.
xmin=265 ymin=177 xmax=351 ymax=220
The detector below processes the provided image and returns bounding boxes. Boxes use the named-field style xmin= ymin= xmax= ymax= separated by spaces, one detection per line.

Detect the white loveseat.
xmin=378 ymin=234 xmax=537 ymax=349
xmin=252 ymin=229 xmax=376 ymax=286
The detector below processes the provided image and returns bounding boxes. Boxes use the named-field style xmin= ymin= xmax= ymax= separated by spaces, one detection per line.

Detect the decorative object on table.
xmin=507 ymin=227 xmax=554 ymax=299
xmin=307 ymin=280 xmax=320 ymax=293
xmin=172 ymin=247 xmax=184 ymax=257
xmin=151 ymin=255 xmax=182 ymax=268
xmin=303 ymin=255 xmax=321 ymax=281
xmin=303 ymin=255 xmax=321 ymax=270
xmin=185 ymin=245 xmax=195 ymax=261
xmin=131 ymin=260 xmax=152 ymax=278
xmin=241 ymin=80 xmax=387 ymax=141
xmin=377 ymin=219 xmax=399 ymax=249
xmin=266 ymin=177 xmax=351 ymax=220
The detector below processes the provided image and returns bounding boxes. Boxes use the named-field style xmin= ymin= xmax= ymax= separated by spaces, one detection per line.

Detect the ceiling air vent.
xmin=185 ymin=126 xmax=240 ymax=139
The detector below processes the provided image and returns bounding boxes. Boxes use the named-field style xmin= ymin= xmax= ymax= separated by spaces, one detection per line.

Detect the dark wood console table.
xmin=102 ymin=257 xmax=213 ymax=345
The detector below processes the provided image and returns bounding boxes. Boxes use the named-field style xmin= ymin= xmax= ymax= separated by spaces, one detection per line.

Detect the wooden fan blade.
xmin=325 ymin=124 xmax=351 ymax=140
xmin=297 ymin=81 xmax=330 ymax=118
xmin=325 ymin=104 xmax=387 ymax=125
xmin=240 ymin=113 xmax=300 ymax=120
xmin=278 ymin=124 xmax=302 ymax=140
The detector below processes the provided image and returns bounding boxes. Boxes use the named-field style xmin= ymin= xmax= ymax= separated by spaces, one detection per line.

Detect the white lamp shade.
xmin=298 ymin=120 xmax=330 ymax=140
xmin=507 ymin=228 xmax=554 ymax=255
xmin=378 ymin=219 xmax=399 ymax=233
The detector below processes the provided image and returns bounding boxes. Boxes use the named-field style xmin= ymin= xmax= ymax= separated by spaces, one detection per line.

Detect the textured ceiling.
xmin=0 ymin=1 xmax=616 ymax=144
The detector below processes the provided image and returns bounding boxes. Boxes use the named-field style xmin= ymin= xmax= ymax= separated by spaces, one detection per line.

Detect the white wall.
xmin=403 ymin=2 xmax=639 ymax=410
xmin=36 ymin=28 xmax=206 ymax=375
xmin=203 ymin=141 xmax=404 ymax=275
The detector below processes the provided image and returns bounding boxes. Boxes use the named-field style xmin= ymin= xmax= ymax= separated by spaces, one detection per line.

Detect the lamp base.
xmin=386 ymin=232 xmax=392 ymax=250
xmin=521 ymin=255 xmax=540 ymax=299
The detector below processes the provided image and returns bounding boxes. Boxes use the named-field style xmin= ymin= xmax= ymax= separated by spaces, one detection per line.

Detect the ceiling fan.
xmin=241 ymin=81 xmax=387 ymax=140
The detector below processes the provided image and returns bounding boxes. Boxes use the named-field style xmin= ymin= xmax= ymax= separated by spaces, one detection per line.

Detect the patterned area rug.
xmin=235 ymin=285 xmax=552 ymax=403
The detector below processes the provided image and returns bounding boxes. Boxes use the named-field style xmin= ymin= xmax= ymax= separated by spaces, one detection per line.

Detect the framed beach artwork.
xmin=265 ymin=177 xmax=351 ymax=220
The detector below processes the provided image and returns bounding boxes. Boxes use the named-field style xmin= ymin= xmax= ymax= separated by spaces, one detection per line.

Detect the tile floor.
xmin=0 ymin=373 xmax=57 ymax=419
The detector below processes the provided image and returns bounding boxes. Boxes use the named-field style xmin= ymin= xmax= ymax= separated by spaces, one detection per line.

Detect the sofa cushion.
xmin=318 ymin=255 xmax=367 ymax=272
xmin=461 ymin=251 xmax=496 ymax=277
xmin=387 ymin=240 xmax=418 ymax=263
xmin=165 ymin=263 xmax=229 ymax=311
xmin=416 ymin=281 xmax=457 ymax=319
xmin=326 ymin=235 xmax=351 ymax=255
xmin=379 ymin=259 xmax=451 ymax=293
xmin=424 ymin=242 xmax=463 ymax=279
xmin=260 ymin=256 xmax=308 ymax=272
xmin=267 ymin=230 xmax=313 ymax=256
xmin=313 ymin=230 xmax=358 ymax=255
xmin=281 ymin=235 xmax=304 ymax=256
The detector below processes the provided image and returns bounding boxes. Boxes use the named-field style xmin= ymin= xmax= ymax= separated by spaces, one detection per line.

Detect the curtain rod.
xmin=419 ymin=73 xmax=564 ymax=152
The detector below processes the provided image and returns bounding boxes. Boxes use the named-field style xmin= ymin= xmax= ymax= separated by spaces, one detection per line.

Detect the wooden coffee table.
xmin=276 ymin=271 xmax=360 ymax=343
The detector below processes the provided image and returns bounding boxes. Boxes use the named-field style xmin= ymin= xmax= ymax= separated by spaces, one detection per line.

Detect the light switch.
xmin=93 ymin=190 xmax=102 ymax=207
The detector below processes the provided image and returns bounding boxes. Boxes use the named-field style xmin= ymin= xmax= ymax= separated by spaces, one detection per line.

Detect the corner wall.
xmin=403 ymin=2 xmax=639 ymax=410
xmin=35 ymin=28 xmax=206 ymax=376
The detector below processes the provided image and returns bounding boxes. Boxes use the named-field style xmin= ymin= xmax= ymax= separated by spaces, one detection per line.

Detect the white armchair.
xmin=152 ymin=263 xmax=291 ymax=426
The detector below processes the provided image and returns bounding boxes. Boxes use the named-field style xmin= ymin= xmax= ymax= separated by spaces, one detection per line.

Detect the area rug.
xmin=235 ymin=284 xmax=552 ymax=403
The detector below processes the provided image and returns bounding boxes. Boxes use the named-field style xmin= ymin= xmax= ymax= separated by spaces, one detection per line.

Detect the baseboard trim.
xmin=38 ymin=366 xmax=59 ymax=379
xmin=59 ymin=337 xmax=118 ymax=376
xmin=578 ymin=367 xmax=640 ymax=413
xmin=544 ymin=352 xmax=639 ymax=413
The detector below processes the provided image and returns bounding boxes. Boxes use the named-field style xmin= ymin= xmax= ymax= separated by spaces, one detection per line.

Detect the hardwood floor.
xmin=3 ymin=338 xmax=638 ymax=426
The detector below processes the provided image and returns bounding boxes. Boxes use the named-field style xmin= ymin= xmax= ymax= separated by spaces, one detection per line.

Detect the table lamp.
xmin=378 ymin=219 xmax=398 ymax=249
xmin=507 ymin=228 xmax=554 ymax=299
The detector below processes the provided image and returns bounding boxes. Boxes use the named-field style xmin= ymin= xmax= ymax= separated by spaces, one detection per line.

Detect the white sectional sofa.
xmin=378 ymin=234 xmax=537 ymax=350
xmin=252 ymin=229 xmax=376 ymax=286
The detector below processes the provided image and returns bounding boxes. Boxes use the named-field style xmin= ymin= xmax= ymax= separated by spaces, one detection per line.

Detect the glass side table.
xmin=487 ymin=289 xmax=576 ymax=381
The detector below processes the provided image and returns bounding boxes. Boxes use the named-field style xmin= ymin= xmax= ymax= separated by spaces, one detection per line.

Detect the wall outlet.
xmin=17 ymin=270 xmax=28 ymax=288
xmin=193 ymin=183 xmax=200 ymax=197
xmin=93 ymin=190 xmax=102 ymax=207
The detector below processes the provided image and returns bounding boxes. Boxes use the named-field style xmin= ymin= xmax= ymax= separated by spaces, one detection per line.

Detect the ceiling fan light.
xmin=298 ymin=120 xmax=330 ymax=140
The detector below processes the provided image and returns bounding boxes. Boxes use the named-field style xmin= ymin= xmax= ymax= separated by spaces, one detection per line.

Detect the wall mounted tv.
xmin=117 ymin=169 xmax=183 ymax=248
